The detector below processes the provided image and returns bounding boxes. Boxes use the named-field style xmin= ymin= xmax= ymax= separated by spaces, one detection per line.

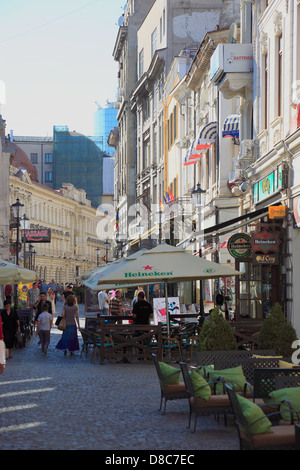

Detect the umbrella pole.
xmin=165 ymin=281 xmax=171 ymax=362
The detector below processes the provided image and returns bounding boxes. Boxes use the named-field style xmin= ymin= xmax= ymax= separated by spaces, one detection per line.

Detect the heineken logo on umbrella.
xmin=125 ymin=265 xmax=173 ymax=278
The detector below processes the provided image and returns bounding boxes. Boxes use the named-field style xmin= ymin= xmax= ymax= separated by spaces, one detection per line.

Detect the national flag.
xmin=166 ymin=192 xmax=170 ymax=202
xmin=116 ymin=209 xmax=119 ymax=230
xmin=168 ymin=188 xmax=175 ymax=201
xmin=74 ymin=246 xmax=77 ymax=255
xmin=102 ymin=256 xmax=107 ymax=263
xmin=159 ymin=199 xmax=165 ymax=212
xmin=163 ymin=195 xmax=167 ymax=204
xmin=183 ymin=140 xmax=202 ymax=166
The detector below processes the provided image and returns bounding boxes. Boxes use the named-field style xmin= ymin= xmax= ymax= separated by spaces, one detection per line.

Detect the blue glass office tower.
xmin=93 ymin=101 xmax=118 ymax=156
xmin=52 ymin=126 xmax=103 ymax=208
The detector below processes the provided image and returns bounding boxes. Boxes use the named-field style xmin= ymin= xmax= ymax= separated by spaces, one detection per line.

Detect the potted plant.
xmin=258 ymin=303 xmax=298 ymax=357
xmin=197 ymin=307 xmax=237 ymax=351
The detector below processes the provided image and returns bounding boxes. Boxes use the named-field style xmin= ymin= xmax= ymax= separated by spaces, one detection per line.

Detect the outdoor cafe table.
xmin=85 ymin=316 xmax=163 ymax=363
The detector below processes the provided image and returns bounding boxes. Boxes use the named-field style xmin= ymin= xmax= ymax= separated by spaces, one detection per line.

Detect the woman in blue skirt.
xmin=56 ymin=294 xmax=80 ymax=356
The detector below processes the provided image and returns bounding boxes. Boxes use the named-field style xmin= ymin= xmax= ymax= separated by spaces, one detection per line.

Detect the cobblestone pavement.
xmin=0 ymin=302 xmax=239 ymax=451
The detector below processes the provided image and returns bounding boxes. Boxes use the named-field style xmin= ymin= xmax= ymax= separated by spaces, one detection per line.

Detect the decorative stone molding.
xmin=260 ymin=32 xmax=268 ymax=55
xmin=273 ymin=10 xmax=283 ymax=36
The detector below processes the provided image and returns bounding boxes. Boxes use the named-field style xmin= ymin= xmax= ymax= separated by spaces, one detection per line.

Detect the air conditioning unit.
xmin=239 ymin=139 xmax=254 ymax=161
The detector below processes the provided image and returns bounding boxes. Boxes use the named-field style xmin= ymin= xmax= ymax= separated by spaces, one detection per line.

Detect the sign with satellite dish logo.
xmin=227 ymin=233 xmax=251 ymax=259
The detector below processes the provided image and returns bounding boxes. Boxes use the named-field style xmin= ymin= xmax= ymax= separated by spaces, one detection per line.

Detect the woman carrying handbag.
xmin=55 ymin=295 xmax=80 ymax=356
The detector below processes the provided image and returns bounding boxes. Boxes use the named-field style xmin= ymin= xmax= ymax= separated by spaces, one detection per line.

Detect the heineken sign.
xmin=227 ymin=233 xmax=251 ymax=259
xmin=124 ymin=265 xmax=173 ymax=278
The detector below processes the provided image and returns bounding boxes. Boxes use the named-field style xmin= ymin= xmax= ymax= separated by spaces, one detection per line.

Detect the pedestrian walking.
xmin=36 ymin=303 xmax=53 ymax=355
xmin=132 ymin=291 xmax=153 ymax=325
xmin=47 ymin=287 xmax=56 ymax=315
xmin=55 ymin=295 xmax=80 ymax=356
xmin=63 ymin=284 xmax=77 ymax=305
xmin=34 ymin=292 xmax=53 ymax=325
xmin=26 ymin=281 xmax=40 ymax=309
xmin=40 ymin=280 xmax=48 ymax=294
xmin=109 ymin=289 xmax=123 ymax=323
xmin=0 ymin=316 xmax=5 ymax=374
xmin=98 ymin=289 xmax=109 ymax=314
xmin=0 ymin=300 xmax=20 ymax=360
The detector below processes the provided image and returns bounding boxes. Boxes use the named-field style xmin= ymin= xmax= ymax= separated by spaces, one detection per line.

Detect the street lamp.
xmin=11 ymin=198 xmax=24 ymax=266
xmin=96 ymin=247 xmax=100 ymax=266
xmin=21 ymin=214 xmax=29 ymax=268
xmin=192 ymin=183 xmax=206 ymax=318
xmin=105 ymin=239 xmax=110 ymax=263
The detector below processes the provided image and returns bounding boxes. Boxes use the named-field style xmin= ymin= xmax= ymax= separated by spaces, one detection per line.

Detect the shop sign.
xmin=227 ymin=233 xmax=251 ymax=259
xmin=22 ymin=228 xmax=51 ymax=243
xmin=253 ymin=164 xmax=286 ymax=204
xmin=268 ymin=205 xmax=286 ymax=219
xmin=294 ymin=198 xmax=300 ymax=228
xmin=253 ymin=253 xmax=279 ymax=265
xmin=251 ymin=231 xmax=280 ymax=253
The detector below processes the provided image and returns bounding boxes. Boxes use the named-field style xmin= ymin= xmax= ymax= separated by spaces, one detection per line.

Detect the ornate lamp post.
xmin=192 ymin=183 xmax=206 ymax=317
xmin=11 ymin=198 xmax=24 ymax=266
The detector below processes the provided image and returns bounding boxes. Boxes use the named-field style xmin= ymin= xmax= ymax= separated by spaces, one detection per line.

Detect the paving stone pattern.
xmin=0 ymin=302 xmax=239 ymax=451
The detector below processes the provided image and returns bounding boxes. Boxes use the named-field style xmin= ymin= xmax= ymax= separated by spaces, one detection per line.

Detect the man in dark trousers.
xmin=132 ymin=291 xmax=153 ymax=325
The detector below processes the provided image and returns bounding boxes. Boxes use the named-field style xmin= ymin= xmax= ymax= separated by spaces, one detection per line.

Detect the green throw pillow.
xmin=158 ymin=362 xmax=180 ymax=385
xmin=209 ymin=365 xmax=247 ymax=394
xmin=265 ymin=387 xmax=300 ymax=421
xmin=189 ymin=370 xmax=211 ymax=401
xmin=237 ymin=394 xmax=273 ymax=435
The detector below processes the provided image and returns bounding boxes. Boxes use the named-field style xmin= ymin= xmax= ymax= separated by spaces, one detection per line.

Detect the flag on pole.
xmin=168 ymin=188 xmax=175 ymax=201
xmin=116 ymin=209 xmax=119 ymax=230
xmin=159 ymin=199 xmax=165 ymax=212
xmin=74 ymin=246 xmax=77 ymax=255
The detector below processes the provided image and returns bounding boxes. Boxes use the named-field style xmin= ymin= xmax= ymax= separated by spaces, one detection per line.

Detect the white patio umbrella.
xmin=94 ymin=243 xmax=242 ymax=336
xmin=0 ymin=259 xmax=36 ymax=285
xmin=82 ymin=248 xmax=148 ymax=290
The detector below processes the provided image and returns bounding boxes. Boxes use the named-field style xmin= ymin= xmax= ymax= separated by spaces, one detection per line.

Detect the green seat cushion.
xmin=209 ymin=365 xmax=247 ymax=394
xmin=265 ymin=387 xmax=300 ymax=421
xmin=158 ymin=362 xmax=180 ymax=385
xmin=237 ymin=394 xmax=273 ymax=435
xmin=189 ymin=370 xmax=211 ymax=400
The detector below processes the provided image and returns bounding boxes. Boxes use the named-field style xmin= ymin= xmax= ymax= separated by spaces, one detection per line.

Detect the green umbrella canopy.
xmin=0 ymin=259 xmax=36 ymax=285
xmin=95 ymin=243 xmax=241 ymax=286
xmin=82 ymin=248 xmax=148 ymax=290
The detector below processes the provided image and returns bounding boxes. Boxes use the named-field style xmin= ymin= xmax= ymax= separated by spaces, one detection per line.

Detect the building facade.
xmin=9 ymin=169 xmax=106 ymax=283
xmin=52 ymin=126 xmax=104 ymax=209
xmin=93 ymin=101 xmax=118 ymax=156
xmin=11 ymin=135 xmax=54 ymax=188
xmin=0 ymin=116 xmax=12 ymax=261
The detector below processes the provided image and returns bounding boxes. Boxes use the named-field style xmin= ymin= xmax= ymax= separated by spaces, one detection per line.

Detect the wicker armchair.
xmin=179 ymin=362 xmax=232 ymax=432
xmin=152 ymin=354 xmax=189 ymax=415
xmin=226 ymin=384 xmax=296 ymax=450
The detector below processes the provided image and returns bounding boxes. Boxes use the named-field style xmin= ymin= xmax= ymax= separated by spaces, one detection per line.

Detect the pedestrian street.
xmin=0 ymin=301 xmax=239 ymax=451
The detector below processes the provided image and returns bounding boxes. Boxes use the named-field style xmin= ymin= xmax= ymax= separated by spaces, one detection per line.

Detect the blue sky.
xmin=0 ymin=0 xmax=126 ymax=136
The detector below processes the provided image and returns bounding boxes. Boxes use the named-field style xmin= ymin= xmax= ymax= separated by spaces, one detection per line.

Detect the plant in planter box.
xmin=198 ymin=307 xmax=237 ymax=351
xmin=258 ymin=303 xmax=298 ymax=357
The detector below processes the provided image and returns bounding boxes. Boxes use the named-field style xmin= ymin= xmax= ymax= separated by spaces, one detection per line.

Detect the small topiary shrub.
xmin=198 ymin=307 xmax=237 ymax=351
xmin=258 ymin=303 xmax=298 ymax=357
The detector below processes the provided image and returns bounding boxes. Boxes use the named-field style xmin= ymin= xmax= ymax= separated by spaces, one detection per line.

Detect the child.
xmin=36 ymin=303 xmax=53 ymax=355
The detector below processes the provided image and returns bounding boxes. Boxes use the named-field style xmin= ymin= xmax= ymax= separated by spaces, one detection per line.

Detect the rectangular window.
xmin=151 ymin=28 xmax=157 ymax=58
xmin=139 ymin=48 xmax=144 ymax=78
xmin=45 ymin=171 xmax=52 ymax=182
xmin=160 ymin=17 xmax=163 ymax=43
xmin=163 ymin=8 xmax=166 ymax=36
xmin=45 ymin=153 xmax=52 ymax=163
xmin=30 ymin=153 xmax=38 ymax=163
